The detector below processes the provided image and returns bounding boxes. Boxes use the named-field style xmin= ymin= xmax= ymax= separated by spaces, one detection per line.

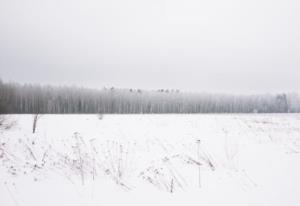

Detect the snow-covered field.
xmin=1 ymin=114 xmax=300 ymax=206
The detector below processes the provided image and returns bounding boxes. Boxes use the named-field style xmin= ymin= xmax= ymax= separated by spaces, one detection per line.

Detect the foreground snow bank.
xmin=1 ymin=114 xmax=300 ymax=206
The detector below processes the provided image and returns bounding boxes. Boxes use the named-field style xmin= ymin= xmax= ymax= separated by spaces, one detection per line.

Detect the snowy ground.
xmin=1 ymin=114 xmax=300 ymax=206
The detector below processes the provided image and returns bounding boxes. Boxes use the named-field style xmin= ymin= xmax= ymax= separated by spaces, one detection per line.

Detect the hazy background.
xmin=0 ymin=0 xmax=299 ymax=93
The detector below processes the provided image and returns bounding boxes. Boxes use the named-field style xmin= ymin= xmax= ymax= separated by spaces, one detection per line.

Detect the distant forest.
xmin=0 ymin=80 xmax=300 ymax=114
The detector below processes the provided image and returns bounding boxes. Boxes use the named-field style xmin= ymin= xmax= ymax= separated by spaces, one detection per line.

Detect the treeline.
xmin=0 ymin=80 xmax=300 ymax=114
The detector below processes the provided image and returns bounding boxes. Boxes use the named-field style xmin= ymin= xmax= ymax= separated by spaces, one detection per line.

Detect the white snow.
xmin=1 ymin=114 xmax=300 ymax=206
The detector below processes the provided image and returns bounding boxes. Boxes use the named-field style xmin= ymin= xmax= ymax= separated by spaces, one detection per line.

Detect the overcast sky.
xmin=0 ymin=0 xmax=299 ymax=93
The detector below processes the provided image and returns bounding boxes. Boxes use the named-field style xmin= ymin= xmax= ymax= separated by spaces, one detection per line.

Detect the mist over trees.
xmin=0 ymin=80 xmax=300 ymax=114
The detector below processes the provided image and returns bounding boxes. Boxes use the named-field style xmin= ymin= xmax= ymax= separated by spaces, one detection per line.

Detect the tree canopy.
xmin=0 ymin=80 xmax=299 ymax=114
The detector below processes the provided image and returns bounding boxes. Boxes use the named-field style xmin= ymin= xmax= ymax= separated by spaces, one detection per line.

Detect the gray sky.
xmin=0 ymin=0 xmax=299 ymax=93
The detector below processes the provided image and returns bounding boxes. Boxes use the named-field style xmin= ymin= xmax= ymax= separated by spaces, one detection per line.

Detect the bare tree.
xmin=0 ymin=80 xmax=300 ymax=114
xmin=32 ymin=114 xmax=41 ymax=133
xmin=276 ymin=93 xmax=289 ymax=113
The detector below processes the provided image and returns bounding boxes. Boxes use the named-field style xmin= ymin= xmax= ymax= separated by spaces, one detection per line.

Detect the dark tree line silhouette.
xmin=0 ymin=80 xmax=299 ymax=114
